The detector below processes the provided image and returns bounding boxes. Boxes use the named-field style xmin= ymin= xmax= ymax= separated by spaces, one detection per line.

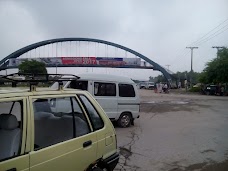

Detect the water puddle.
xmin=170 ymin=101 xmax=189 ymax=104
xmin=144 ymin=101 xmax=156 ymax=104
xmin=143 ymin=101 xmax=188 ymax=105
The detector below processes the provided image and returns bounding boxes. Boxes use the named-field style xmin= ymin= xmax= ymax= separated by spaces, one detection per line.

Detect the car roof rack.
xmin=0 ymin=73 xmax=80 ymax=91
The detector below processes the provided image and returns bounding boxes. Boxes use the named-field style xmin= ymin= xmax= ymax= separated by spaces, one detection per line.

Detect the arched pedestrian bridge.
xmin=0 ymin=38 xmax=172 ymax=81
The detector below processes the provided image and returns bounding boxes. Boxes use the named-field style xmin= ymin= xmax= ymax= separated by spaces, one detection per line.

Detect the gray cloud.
xmin=0 ymin=0 xmax=228 ymax=78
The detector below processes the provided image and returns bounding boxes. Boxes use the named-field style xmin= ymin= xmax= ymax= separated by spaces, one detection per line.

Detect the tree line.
xmin=150 ymin=47 xmax=228 ymax=86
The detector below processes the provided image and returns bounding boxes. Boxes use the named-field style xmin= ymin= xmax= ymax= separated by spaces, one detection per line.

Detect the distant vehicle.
xmin=52 ymin=73 xmax=140 ymax=127
xmin=203 ymin=85 xmax=218 ymax=95
xmin=145 ymin=82 xmax=155 ymax=89
xmin=139 ymin=82 xmax=146 ymax=89
xmin=139 ymin=82 xmax=155 ymax=89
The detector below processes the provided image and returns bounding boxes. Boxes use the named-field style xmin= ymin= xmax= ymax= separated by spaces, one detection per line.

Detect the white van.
xmin=51 ymin=74 xmax=140 ymax=127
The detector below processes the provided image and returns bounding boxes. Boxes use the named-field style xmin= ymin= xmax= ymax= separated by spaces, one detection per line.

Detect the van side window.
xmin=78 ymin=95 xmax=104 ymax=130
xmin=94 ymin=82 xmax=116 ymax=96
xmin=33 ymin=97 xmax=90 ymax=150
xmin=119 ymin=84 xmax=136 ymax=97
xmin=69 ymin=80 xmax=88 ymax=90
xmin=0 ymin=100 xmax=23 ymax=161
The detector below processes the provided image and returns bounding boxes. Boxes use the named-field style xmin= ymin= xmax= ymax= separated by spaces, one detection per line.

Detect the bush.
xmin=189 ymin=87 xmax=201 ymax=92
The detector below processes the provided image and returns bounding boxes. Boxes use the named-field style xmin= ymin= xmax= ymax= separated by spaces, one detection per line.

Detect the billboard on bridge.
xmin=8 ymin=57 xmax=141 ymax=67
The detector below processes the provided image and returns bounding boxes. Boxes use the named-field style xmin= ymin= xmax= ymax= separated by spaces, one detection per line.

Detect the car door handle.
xmin=83 ymin=140 xmax=92 ymax=148
xmin=6 ymin=168 xmax=16 ymax=171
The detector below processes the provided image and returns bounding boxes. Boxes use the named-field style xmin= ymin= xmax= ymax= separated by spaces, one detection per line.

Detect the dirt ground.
xmin=114 ymin=89 xmax=228 ymax=171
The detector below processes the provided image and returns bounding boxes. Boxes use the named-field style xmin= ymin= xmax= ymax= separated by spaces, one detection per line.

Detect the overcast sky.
xmin=0 ymin=0 xmax=228 ymax=80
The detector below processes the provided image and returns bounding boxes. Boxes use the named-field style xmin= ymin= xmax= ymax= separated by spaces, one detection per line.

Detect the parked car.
xmin=139 ymin=82 xmax=155 ymax=89
xmin=203 ymin=85 xmax=218 ymax=95
xmin=139 ymin=82 xmax=146 ymax=89
xmin=145 ymin=82 xmax=155 ymax=89
xmin=52 ymin=74 xmax=140 ymax=127
xmin=0 ymin=76 xmax=119 ymax=171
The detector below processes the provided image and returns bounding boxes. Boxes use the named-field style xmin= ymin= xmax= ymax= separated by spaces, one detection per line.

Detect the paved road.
xmin=114 ymin=90 xmax=228 ymax=171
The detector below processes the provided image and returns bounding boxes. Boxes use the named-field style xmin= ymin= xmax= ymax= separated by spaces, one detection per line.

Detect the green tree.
xmin=154 ymin=75 xmax=166 ymax=83
xmin=19 ymin=60 xmax=47 ymax=75
xmin=199 ymin=48 xmax=228 ymax=84
xmin=149 ymin=76 xmax=155 ymax=82
xmin=151 ymin=71 xmax=200 ymax=84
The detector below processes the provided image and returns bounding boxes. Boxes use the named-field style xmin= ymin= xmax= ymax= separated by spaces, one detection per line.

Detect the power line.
xmin=171 ymin=19 xmax=228 ymax=67
xmin=168 ymin=18 xmax=228 ymax=72
xmin=189 ymin=18 xmax=228 ymax=46
xmin=196 ymin=26 xmax=228 ymax=46
xmin=196 ymin=24 xmax=228 ymax=45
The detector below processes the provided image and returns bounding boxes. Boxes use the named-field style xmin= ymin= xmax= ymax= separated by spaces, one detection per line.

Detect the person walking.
xmin=163 ymin=83 xmax=168 ymax=93
xmin=221 ymin=86 xmax=224 ymax=96
xmin=178 ymin=81 xmax=181 ymax=89
xmin=185 ymin=79 xmax=188 ymax=91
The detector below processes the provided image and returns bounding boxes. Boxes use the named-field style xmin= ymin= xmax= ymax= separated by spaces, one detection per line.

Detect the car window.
xmin=33 ymin=97 xmax=90 ymax=150
xmin=78 ymin=95 xmax=104 ymax=130
xmin=94 ymin=82 xmax=116 ymax=96
xmin=0 ymin=100 xmax=23 ymax=161
xmin=68 ymin=80 xmax=88 ymax=90
xmin=119 ymin=84 xmax=136 ymax=97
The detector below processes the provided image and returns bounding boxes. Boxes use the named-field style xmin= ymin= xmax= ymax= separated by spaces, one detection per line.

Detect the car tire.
xmin=118 ymin=113 xmax=132 ymax=128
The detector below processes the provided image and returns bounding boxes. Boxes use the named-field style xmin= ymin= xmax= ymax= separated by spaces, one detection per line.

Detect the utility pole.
xmin=212 ymin=46 xmax=224 ymax=58
xmin=186 ymin=47 xmax=198 ymax=87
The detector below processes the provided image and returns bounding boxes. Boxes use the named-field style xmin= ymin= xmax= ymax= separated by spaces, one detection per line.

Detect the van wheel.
xmin=118 ymin=113 xmax=132 ymax=128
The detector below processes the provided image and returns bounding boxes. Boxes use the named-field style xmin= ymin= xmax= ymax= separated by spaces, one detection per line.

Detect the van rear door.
xmin=93 ymin=82 xmax=118 ymax=120
xmin=118 ymin=84 xmax=140 ymax=118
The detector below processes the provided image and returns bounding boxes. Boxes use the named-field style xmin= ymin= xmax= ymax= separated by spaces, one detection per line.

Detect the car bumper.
xmin=103 ymin=153 xmax=119 ymax=171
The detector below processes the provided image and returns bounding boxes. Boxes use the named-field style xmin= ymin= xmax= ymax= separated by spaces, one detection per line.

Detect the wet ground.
xmin=114 ymin=89 xmax=228 ymax=171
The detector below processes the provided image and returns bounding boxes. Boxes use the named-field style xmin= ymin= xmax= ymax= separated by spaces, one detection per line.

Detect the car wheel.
xmin=118 ymin=113 xmax=132 ymax=128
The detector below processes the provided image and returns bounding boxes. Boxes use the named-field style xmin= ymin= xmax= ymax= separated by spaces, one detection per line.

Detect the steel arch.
xmin=0 ymin=38 xmax=172 ymax=81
